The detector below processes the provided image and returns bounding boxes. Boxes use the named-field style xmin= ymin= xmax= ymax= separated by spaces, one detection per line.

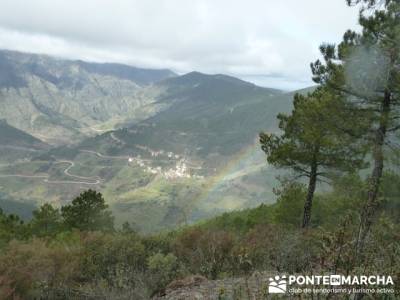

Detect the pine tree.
xmin=311 ymin=1 xmax=400 ymax=252
xmin=61 ymin=189 xmax=114 ymax=232
xmin=31 ymin=203 xmax=62 ymax=237
xmin=260 ymin=88 xmax=365 ymax=228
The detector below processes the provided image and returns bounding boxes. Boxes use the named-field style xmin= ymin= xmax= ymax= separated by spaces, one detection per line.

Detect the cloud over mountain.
xmin=0 ymin=0 xmax=359 ymax=90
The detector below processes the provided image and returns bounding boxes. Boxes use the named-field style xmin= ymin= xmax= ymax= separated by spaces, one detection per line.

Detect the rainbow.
xmin=193 ymin=139 xmax=267 ymax=211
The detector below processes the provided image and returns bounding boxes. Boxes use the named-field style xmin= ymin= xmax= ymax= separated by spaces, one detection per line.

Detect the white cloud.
xmin=0 ymin=0 xmax=360 ymax=90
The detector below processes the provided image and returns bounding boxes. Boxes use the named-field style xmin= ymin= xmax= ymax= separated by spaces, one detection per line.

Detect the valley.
xmin=1 ymin=3 xmax=399 ymax=299
xmin=0 ymin=50 xmax=295 ymax=232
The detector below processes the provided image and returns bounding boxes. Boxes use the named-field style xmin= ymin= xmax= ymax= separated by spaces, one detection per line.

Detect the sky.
xmin=0 ymin=0 xmax=360 ymax=91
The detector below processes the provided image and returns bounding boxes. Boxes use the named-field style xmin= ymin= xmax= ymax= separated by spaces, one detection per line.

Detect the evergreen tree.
xmin=260 ymin=88 xmax=365 ymax=228
xmin=61 ymin=189 xmax=114 ymax=232
xmin=0 ymin=208 xmax=28 ymax=243
xmin=311 ymin=0 xmax=400 ymax=251
xmin=30 ymin=203 xmax=62 ymax=237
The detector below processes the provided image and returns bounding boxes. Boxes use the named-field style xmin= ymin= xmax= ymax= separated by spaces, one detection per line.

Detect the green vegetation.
xmin=260 ymin=88 xmax=366 ymax=227
xmin=61 ymin=190 xmax=114 ymax=232
xmin=31 ymin=203 xmax=62 ymax=237
xmin=0 ymin=1 xmax=399 ymax=299
xmin=0 ymin=120 xmax=48 ymax=150
xmin=0 ymin=171 xmax=399 ymax=298
xmin=0 ymin=68 xmax=292 ymax=232
xmin=311 ymin=0 xmax=400 ymax=260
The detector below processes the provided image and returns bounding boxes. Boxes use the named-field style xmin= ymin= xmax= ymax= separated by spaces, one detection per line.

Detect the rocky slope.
xmin=0 ymin=50 xmax=176 ymax=144
xmin=153 ymin=272 xmax=276 ymax=300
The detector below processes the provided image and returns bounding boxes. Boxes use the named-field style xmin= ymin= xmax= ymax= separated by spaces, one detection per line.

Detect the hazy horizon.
xmin=0 ymin=0 xmax=360 ymax=90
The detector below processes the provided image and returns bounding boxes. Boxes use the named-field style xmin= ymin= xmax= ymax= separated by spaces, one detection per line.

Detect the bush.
xmin=173 ymin=228 xmax=235 ymax=279
xmin=148 ymin=252 xmax=181 ymax=292
xmin=272 ymin=182 xmax=307 ymax=227
xmin=0 ymin=238 xmax=80 ymax=299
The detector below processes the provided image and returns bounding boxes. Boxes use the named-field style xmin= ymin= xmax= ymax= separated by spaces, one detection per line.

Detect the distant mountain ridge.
xmin=161 ymin=71 xmax=260 ymax=88
xmin=61 ymin=71 xmax=294 ymax=230
xmin=0 ymin=49 xmax=290 ymax=146
xmin=0 ymin=49 xmax=177 ymax=144
xmin=76 ymin=60 xmax=176 ymax=85
xmin=0 ymin=49 xmax=299 ymax=232
xmin=79 ymin=70 xmax=288 ymax=161
xmin=0 ymin=50 xmax=176 ymax=89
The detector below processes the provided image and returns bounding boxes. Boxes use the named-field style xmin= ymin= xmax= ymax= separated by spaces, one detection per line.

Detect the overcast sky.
xmin=0 ymin=0 xmax=360 ymax=90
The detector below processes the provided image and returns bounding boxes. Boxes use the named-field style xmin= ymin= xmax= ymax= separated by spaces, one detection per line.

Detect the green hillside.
xmin=0 ymin=120 xmax=49 ymax=163
xmin=0 ymin=1 xmax=399 ymax=298
xmin=50 ymin=72 xmax=293 ymax=231
xmin=0 ymin=66 xmax=294 ymax=232
xmin=0 ymin=120 xmax=47 ymax=148
xmin=81 ymin=72 xmax=291 ymax=162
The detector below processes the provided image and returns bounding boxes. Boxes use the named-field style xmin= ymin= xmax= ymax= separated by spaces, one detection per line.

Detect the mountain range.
xmin=0 ymin=50 xmax=175 ymax=144
xmin=0 ymin=50 xmax=302 ymax=231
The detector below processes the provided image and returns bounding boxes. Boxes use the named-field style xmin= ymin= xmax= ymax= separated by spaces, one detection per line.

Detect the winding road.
xmin=110 ymin=132 xmax=125 ymax=145
xmin=0 ymin=160 xmax=102 ymax=185
xmin=54 ymin=160 xmax=102 ymax=184
xmin=79 ymin=149 xmax=130 ymax=160
xmin=0 ymin=146 xmax=204 ymax=186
